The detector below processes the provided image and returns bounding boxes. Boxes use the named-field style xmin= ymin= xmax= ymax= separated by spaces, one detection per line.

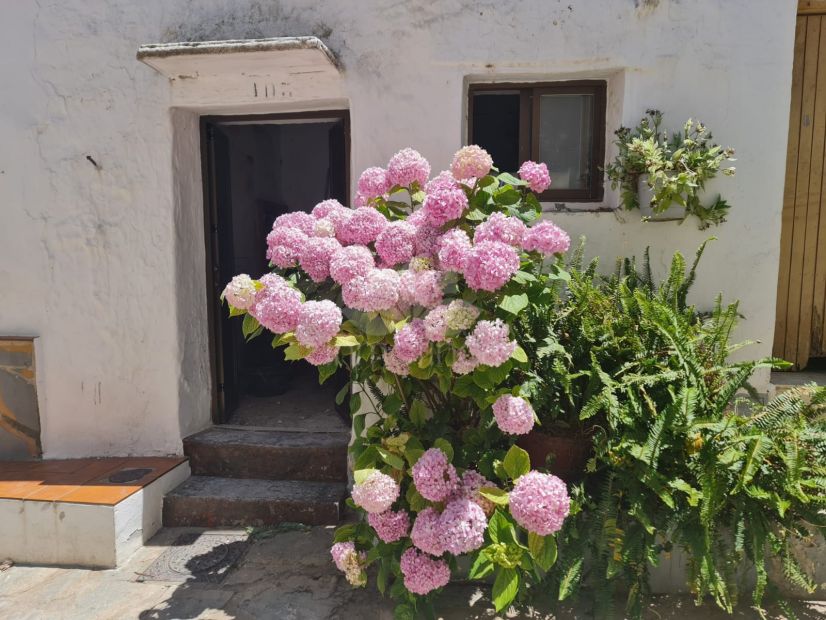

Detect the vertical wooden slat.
xmin=784 ymin=16 xmax=821 ymax=367
xmin=774 ymin=17 xmax=808 ymax=361
xmin=813 ymin=23 xmax=826 ymax=359
xmin=796 ymin=17 xmax=826 ymax=365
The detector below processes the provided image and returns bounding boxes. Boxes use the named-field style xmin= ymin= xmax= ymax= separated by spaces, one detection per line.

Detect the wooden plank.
xmin=785 ymin=16 xmax=821 ymax=367
xmin=813 ymin=28 xmax=826 ymax=358
xmin=800 ymin=1 xmax=826 ymax=16
xmin=796 ymin=17 xmax=826 ymax=365
xmin=774 ymin=16 xmax=808 ymax=361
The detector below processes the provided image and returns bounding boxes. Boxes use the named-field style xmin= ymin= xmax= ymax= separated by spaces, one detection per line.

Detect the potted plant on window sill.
xmin=605 ymin=109 xmax=736 ymax=229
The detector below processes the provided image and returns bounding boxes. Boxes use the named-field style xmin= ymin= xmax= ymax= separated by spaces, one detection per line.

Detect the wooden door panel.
xmin=775 ymin=12 xmax=826 ymax=368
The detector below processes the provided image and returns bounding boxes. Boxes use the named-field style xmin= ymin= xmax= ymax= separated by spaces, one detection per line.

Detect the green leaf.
xmin=497 ymin=172 xmax=527 ymax=187
xmin=394 ymin=603 xmax=415 ymax=620
xmin=383 ymin=393 xmax=403 ymax=415
xmin=487 ymin=511 xmax=517 ymax=544
xmin=350 ymin=392 xmax=362 ymax=415
xmin=242 ymin=314 xmax=261 ymax=339
xmin=376 ymin=447 xmax=405 ymax=470
xmin=499 ymin=293 xmax=529 ymax=316
xmin=333 ymin=523 xmax=357 ymax=543
xmin=502 ymin=445 xmax=531 ymax=480
xmin=433 ymin=438 xmax=454 ymax=462
xmin=467 ymin=552 xmax=495 ymax=580
xmin=479 ymin=486 xmax=509 ymax=506
xmin=354 ymin=446 xmax=378 ymax=470
xmin=510 ymin=346 xmax=528 ymax=364
xmin=334 ymin=335 xmax=359 ymax=347
xmin=528 ymin=532 xmax=558 ymax=571
xmin=558 ymin=558 xmax=583 ymax=601
xmin=492 ymin=568 xmax=519 ymax=612
xmin=284 ymin=342 xmax=311 ymax=361
xmin=335 ymin=383 xmax=350 ymax=405
xmin=408 ymin=399 xmax=429 ymax=427
xmin=377 ymin=558 xmax=389 ymax=594
xmin=228 ymin=304 xmax=245 ymax=317
xmin=406 ymin=485 xmax=429 ymax=512
xmin=353 ymin=468 xmax=377 ymax=485
xmin=404 ymin=447 xmax=425 ymax=467
xmin=317 ymin=361 xmax=338 ymax=384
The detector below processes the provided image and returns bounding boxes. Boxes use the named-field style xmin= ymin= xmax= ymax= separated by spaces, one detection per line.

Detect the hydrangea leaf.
xmin=503 ymin=445 xmax=531 ymax=480
xmin=492 ymin=567 xmax=520 ymax=612
xmin=353 ymin=468 xmax=378 ymax=485
xmin=479 ymin=486 xmax=509 ymax=506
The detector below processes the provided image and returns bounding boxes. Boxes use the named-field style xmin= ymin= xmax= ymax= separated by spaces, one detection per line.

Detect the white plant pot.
xmin=637 ymin=175 xmax=684 ymax=221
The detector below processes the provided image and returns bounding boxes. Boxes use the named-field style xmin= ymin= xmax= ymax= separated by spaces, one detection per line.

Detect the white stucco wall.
xmin=0 ymin=0 xmax=798 ymax=457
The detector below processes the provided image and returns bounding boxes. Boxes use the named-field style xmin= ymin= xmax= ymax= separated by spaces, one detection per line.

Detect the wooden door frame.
xmin=199 ymin=110 xmax=351 ymax=423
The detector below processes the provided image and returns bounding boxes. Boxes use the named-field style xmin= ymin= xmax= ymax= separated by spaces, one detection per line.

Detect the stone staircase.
xmin=163 ymin=426 xmax=349 ymax=528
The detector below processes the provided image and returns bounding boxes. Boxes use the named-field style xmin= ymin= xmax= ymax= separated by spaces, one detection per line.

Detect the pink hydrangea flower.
xmin=425 ymin=170 xmax=459 ymax=194
xmin=399 ymin=548 xmax=450 ymax=596
xmin=329 ymin=245 xmax=375 ymax=285
xmin=222 ymin=274 xmax=257 ymax=310
xmin=422 ymin=187 xmax=468 ymax=227
xmin=455 ymin=469 xmax=497 ymax=516
xmin=342 ymin=268 xmax=400 ymax=312
xmin=518 ymin=160 xmax=552 ymax=193
xmin=451 ymin=349 xmax=478 ymax=375
xmin=463 ymin=240 xmax=520 ymax=292
xmin=411 ymin=270 xmax=444 ymax=309
xmin=351 ymin=470 xmax=400 ymax=514
xmin=273 ymin=211 xmax=315 ymax=235
xmin=383 ymin=349 xmax=410 ymax=376
xmin=393 ymin=319 xmax=429 ymax=363
xmin=266 ymin=227 xmax=308 ymax=268
xmin=412 ymin=447 xmax=459 ymax=502
xmin=295 ymin=300 xmax=342 ymax=348
xmin=465 ymin=319 xmax=516 ymax=367
xmin=492 ymin=394 xmax=536 ymax=435
xmin=357 ymin=167 xmax=390 ymax=199
xmin=337 ymin=207 xmax=388 ymax=245
xmin=331 ymin=542 xmax=367 ymax=587
xmin=522 ymin=220 xmax=571 ymax=255
xmin=387 ymin=148 xmax=431 ymax=188
xmin=313 ymin=218 xmax=336 ymax=238
xmin=410 ymin=507 xmax=445 ymax=556
xmin=326 ymin=205 xmax=354 ymax=232
xmin=312 ymin=199 xmax=346 ymax=219
xmin=368 ymin=509 xmax=410 ymax=543
xmin=305 ymin=343 xmax=339 ymax=366
xmin=299 ymin=237 xmax=342 ymax=282
xmin=437 ymin=229 xmax=472 ymax=272
xmin=509 ymin=471 xmax=571 ymax=535
xmin=473 ymin=212 xmax=527 ymax=247
xmin=423 ymin=305 xmax=450 ymax=342
xmin=450 ymin=145 xmax=493 ymax=180
xmin=375 ymin=221 xmax=416 ymax=266
xmin=249 ymin=277 xmax=302 ymax=334
xmin=445 ymin=300 xmax=480 ymax=331
xmin=439 ymin=498 xmax=487 ymax=554
xmin=353 ymin=192 xmax=367 ymax=207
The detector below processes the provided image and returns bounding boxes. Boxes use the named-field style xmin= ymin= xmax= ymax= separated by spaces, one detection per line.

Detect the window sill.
xmin=540 ymin=202 xmax=617 ymax=213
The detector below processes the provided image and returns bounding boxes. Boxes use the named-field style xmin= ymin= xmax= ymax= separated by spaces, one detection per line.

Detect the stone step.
xmin=163 ymin=476 xmax=347 ymax=527
xmin=183 ymin=427 xmax=349 ymax=482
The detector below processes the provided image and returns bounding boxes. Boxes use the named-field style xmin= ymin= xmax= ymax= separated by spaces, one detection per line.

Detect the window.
xmin=468 ymin=81 xmax=606 ymax=202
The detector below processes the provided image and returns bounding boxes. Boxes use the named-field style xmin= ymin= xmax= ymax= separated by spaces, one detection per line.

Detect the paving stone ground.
xmin=0 ymin=526 xmax=823 ymax=620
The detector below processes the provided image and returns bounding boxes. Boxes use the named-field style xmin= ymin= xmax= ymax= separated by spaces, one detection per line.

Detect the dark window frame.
xmin=468 ymin=81 xmax=607 ymax=202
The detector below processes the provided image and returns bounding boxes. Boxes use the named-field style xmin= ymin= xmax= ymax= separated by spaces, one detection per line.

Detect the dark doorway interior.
xmin=202 ymin=113 xmax=349 ymax=429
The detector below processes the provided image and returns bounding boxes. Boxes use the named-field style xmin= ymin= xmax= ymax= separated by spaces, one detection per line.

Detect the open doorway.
xmin=201 ymin=111 xmax=350 ymax=429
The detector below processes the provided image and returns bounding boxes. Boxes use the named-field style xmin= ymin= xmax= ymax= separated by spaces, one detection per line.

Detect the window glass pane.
xmin=538 ymin=94 xmax=594 ymax=190
xmin=471 ymin=92 xmax=520 ymax=174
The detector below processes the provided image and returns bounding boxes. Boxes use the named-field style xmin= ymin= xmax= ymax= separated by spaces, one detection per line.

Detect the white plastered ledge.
xmin=137 ymin=36 xmax=345 ymax=111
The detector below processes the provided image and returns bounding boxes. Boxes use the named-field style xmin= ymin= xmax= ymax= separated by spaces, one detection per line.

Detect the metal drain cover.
xmin=139 ymin=532 xmax=250 ymax=583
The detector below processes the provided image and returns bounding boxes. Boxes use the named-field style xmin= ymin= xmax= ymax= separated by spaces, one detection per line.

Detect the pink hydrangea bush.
xmin=221 ymin=145 xmax=573 ymax=616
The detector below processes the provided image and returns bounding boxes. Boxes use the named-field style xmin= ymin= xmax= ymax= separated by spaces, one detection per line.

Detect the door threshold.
xmin=216 ymin=423 xmax=350 ymax=434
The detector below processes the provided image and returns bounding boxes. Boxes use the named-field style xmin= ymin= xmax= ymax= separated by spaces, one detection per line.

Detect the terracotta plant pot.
xmin=517 ymin=432 xmax=592 ymax=482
